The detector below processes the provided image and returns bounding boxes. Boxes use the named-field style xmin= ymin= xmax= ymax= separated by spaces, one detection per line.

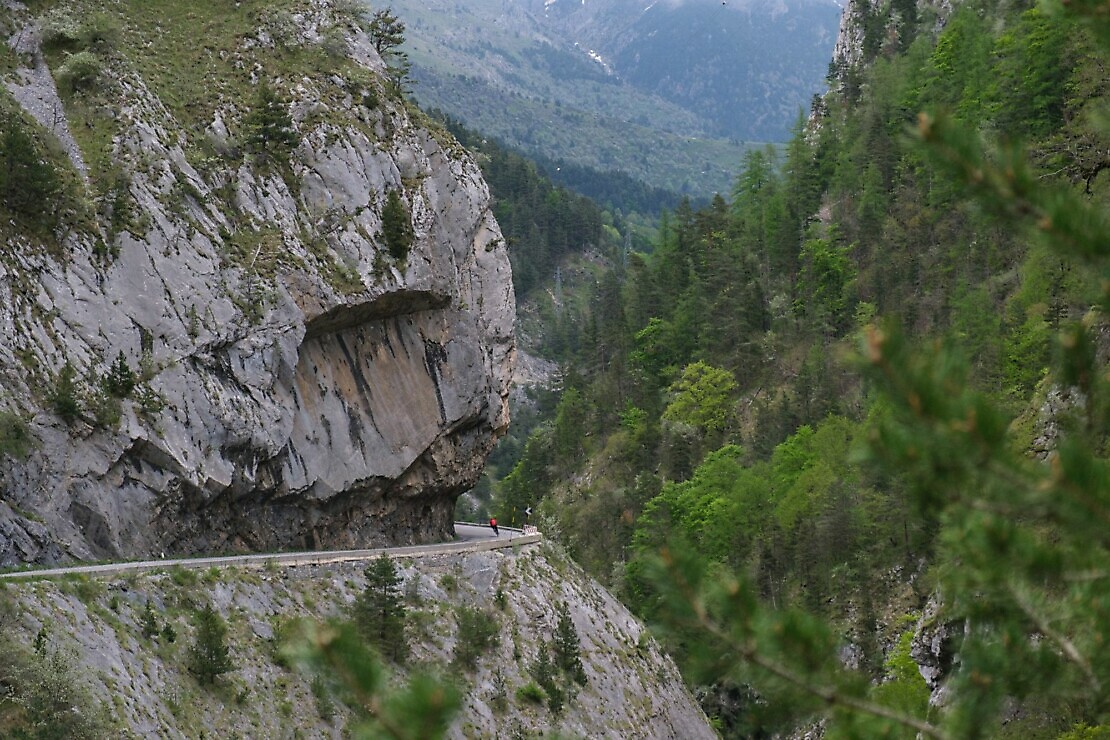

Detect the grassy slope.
xmin=29 ymin=0 xmax=388 ymax=191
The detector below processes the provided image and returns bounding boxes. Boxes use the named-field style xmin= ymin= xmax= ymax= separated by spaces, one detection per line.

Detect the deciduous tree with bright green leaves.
xmin=662 ymin=362 xmax=737 ymax=435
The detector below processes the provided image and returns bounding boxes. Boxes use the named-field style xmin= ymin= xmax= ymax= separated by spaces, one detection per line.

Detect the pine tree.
xmin=452 ymin=606 xmax=499 ymax=671
xmin=140 ymin=600 xmax=160 ymax=639
xmin=353 ymin=555 xmax=408 ymax=663
xmin=529 ymin=644 xmax=564 ymax=714
xmin=188 ymin=603 xmax=233 ymax=685
xmin=245 ymin=81 xmax=298 ymax=160
xmin=367 ymin=9 xmax=410 ymax=94
xmin=103 ymin=351 xmax=135 ymax=398
xmin=553 ymin=602 xmax=586 ymax=685
xmin=367 ymin=9 xmax=405 ymax=54
xmin=0 ymin=116 xmax=62 ymax=230
xmin=50 ymin=362 xmax=81 ymax=423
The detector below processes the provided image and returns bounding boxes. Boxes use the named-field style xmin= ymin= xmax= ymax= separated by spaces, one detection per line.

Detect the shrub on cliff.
xmin=381 ymin=188 xmax=413 ymax=261
xmin=0 ymin=411 xmax=32 ymax=459
xmin=0 ymin=631 xmax=113 ymax=738
xmin=0 ymin=114 xmax=63 ymax=231
xmin=40 ymin=9 xmax=82 ymax=51
xmin=55 ymin=51 xmax=103 ymax=94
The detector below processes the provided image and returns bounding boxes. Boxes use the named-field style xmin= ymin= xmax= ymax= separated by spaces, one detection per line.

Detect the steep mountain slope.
xmin=0 ymin=1 xmax=514 ymax=565
xmin=393 ymin=0 xmax=841 ymax=197
xmin=0 ymin=543 xmax=715 ymax=738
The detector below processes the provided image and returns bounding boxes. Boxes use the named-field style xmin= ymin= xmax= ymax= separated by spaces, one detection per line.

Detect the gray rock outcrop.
xmin=0 ymin=2 xmax=514 ymax=564
xmin=910 ymin=593 xmax=962 ymax=707
xmin=828 ymin=0 xmax=954 ymax=88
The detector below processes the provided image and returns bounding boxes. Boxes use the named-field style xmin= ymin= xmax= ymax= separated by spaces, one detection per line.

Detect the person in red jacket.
xmin=489 ymin=517 xmax=499 ymax=536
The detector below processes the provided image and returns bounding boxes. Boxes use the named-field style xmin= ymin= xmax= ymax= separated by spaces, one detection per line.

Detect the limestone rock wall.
xmin=0 ymin=1 xmax=514 ymax=564
xmin=828 ymin=0 xmax=954 ymax=87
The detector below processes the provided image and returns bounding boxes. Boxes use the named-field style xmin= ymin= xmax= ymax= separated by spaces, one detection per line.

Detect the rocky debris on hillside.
xmin=4 ymin=14 xmax=89 ymax=178
xmin=0 ymin=542 xmax=713 ymax=738
xmin=1029 ymin=386 xmax=1086 ymax=461
xmin=910 ymin=594 xmax=962 ymax=707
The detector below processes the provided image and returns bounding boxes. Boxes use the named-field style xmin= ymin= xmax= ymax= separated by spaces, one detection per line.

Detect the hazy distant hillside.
xmin=391 ymin=0 xmax=841 ymax=198
xmin=535 ymin=0 xmax=843 ymax=140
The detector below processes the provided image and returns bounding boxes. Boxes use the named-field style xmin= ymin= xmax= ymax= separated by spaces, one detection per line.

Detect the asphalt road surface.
xmin=0 ymin=523 xmax=541 ymax=580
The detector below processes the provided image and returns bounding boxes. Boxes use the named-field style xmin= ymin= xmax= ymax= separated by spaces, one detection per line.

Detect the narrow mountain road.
xmin=0 ymin=523 xmax=541 ymax=580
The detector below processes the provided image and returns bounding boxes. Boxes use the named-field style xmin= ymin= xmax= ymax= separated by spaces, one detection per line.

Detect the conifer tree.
xmin=140 ymin=600 xmax=160 ymax=639
xmin=103 ymin=351 xmax=135 ymax=399
xmin=245 ymin=81 xmax=298 ymax=160
xmin=529 ymin=644 xmax=564 ymax=714
xmin=50 ymin=362 xmax=81 ymax=423
xmin=367 ymin=9 xmax=405 ymax=54
xmin=452 ymin=606 xmax=499 ymax=671
xmin=553 ymin=601 xmax=586 ymax=685
xmin=188 ymin=603 xmax=233 ymax=685
xmin=0 ymin=116 xmax=62 ymax=230
xmin=367 ymin=9 xmax=410 ymax=94
xmin=381 ymin=188 xmax=413 ymax=261
xmin=353 ymin=555 xmax=408 ymax=663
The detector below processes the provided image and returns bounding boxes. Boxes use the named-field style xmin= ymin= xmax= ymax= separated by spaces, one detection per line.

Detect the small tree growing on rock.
xmin=0 ymin=115 xmax=64 ymax=233
xmin=353 ymin=554 xmax=408 ymax=663
xmin=188 ymin=603 xmax=234 ymax=685
xmin=140 ymin=600 xmax=160 ymax=639
xmin=103 ymin=351 xmax=136 ymax=398
xmin=452 ymin=606 xmax=499 ymax=671
xmin=244 ymin=81 xmax=299 ymax=162
xmin=367 ymin=9 xmax=411 ymax=94
xmin=380 ymin=188 xmax=413 ymax=261
xmin=529 ymin=644 xmax=564 ymax=715
xmin=367 ymin=8 xmax=405 ymax=54
xmin=49 ymin=362 xmax=81 ymax=423
xmin=553 ymin=601 xmax=587 ymax=685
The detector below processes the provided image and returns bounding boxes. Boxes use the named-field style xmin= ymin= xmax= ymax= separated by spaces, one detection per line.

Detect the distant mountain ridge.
xmin=393 ymin=0 xmax=842 ymax=198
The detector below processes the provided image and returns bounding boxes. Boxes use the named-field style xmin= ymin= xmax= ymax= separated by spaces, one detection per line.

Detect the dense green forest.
xmin=428 ymin=112 xmax=624 ymax=298
xmin=473 ymin=0 xmax=1110 ymax=735
xmin=428 ymin=111 xmax=688 ymax=217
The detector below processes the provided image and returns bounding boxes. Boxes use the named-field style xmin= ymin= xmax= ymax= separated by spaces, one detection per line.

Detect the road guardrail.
xmin=0 ymin=523 xmax=542 ymax=580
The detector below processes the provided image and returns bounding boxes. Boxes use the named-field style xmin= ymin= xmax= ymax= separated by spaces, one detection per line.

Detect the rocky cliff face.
xmin=0 ymin=1 xmax=514 ymax=565
xmin=828 ymin=0 xmax=953 ymax=87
